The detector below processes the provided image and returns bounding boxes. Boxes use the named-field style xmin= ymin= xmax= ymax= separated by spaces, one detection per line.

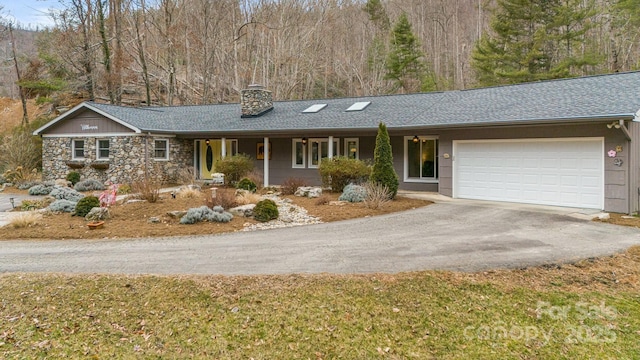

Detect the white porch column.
xmin=263 ymin=137 xmax=269 ymax=187
xmin=221 ymin=137 xmax=227 ymax=158
xmin=328 ymin=136 xmax=334 ymax=159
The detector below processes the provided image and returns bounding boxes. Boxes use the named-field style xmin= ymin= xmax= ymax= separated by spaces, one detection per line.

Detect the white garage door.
xmin=453 ymin=138 xmax=604 ymax=209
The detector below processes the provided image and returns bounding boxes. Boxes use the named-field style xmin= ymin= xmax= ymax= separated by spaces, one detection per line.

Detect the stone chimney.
xmin=240 ymin=84 xmax=273 ymax=118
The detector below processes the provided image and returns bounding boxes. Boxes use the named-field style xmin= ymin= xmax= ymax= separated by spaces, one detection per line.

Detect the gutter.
xmin=138 ymin=114 xmax=636 ymax=137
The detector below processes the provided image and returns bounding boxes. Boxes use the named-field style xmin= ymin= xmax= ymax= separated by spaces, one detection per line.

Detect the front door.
xmin=197 ymin=139 xmax=238 ymax=180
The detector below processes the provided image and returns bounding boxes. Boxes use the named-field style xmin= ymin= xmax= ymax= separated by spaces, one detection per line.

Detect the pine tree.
xmin=472 ymin=0 xmax=600 ymax=86
xmin=370 ymin=122 xmax=398 ymax=199
xmin=385 ymin=13 xmax=434 ymax=93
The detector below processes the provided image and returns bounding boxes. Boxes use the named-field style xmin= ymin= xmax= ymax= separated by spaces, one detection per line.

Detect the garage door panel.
xmin=454 ymin=139 xmax=603 ymax=209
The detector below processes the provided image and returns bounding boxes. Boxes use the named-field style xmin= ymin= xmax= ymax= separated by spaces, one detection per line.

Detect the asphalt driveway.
xmin=2 ymin=199 xmax=640 ymax=275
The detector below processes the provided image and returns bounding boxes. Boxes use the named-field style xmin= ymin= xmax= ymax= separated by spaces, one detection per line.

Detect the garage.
xmin=453 ymin=138 xmax=604 ymax=209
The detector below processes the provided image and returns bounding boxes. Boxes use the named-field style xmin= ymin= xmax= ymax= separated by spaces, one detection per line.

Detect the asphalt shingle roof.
xmin=44 ymin=71 xmax=640 ymax=135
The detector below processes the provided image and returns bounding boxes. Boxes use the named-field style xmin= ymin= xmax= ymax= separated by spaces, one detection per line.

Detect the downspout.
xmin=615 ymin=119 xmax=634 ymax=214
xmin=618 ymin=119 xmax=631 ymax=141
xmin=144 ymin=133 xmax=150 ymax=182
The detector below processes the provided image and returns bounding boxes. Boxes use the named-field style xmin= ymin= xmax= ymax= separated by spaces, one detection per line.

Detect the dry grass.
xmin=9 ymin=211 xmax=42 ymax=228
xmin=174 ymin=167 xmax=196 ymax=185
xmin=363 ymin=181 xmax=391 ymax=209
xmin=244 ymin=169 xmax=264 ymax=188
xmin=176 ymin=186 xmax=201 ymax=199
xmin=280 ymin=177 xmax=308 ymax=195
xmin=1 ymin=247 xmax=639 ymax=358
xmin=131 ymin=177 xmax=163 ymax=203
xmin=235 ymin=191 xmax=261 ymax=205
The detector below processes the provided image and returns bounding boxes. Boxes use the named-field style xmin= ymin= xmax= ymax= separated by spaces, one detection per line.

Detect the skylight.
xmin=346 ymin=101 xmax=371 ymax=112
xmin=302 ymin=104 xmax=328 ymax=113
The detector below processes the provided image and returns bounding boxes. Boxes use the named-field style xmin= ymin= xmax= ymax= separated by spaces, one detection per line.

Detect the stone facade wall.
xmin=240 ymin=86 xmax=273 ymax=117
xmin=42 ymin=136 xmax=194 ymax=185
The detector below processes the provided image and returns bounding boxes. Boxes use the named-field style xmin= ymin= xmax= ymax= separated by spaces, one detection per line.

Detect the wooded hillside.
xmin=2 ymin=0 xmax=639 ymax=107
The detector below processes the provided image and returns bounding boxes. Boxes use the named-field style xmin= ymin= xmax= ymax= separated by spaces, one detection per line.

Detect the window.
xmin=344 ymin=138 xmax=359 ymax=160
xmin=345 ymin=101 xmax=371 ymax=112
xmin=308 ymin=138 xmax=339 ymax=168
xmin=72 ymin=139 xmax=85 ymax=160
xmin=292 ymin=139 xmax=306 ymax=168
xmin=97 ymin=139 xmax=110 ymax=160
xmin=302 ymin=104 xmax=327 ymax=113
xmin=154 ymin=139 xmax=169 ymax=160
xmin=405 ymin=136 xmax=438 ymax=182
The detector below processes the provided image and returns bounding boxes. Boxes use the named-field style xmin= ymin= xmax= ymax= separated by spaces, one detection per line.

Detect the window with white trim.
xmin=154 ymin=139 xmax=169 ymax=160
xmin=344 ymin=138 xmax=359 ymax=160
xmin=97 ymin=139 xmax=110 ymax=160
xmin=72 ymin=139 xmax=85 ymax=160
xmin=405 ymin=136 xmax=438 ymax=181
xmin=308 ymin=138 xmax=339 ymax=168
xmin=292 ymin=139 xmax=306 ymax=168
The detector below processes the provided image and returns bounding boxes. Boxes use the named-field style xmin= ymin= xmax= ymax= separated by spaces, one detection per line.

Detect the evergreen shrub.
xmin=253 ymin=199 xmax=279 ymax=222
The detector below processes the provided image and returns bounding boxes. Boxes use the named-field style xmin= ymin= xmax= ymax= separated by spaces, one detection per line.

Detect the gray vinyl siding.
xmin=436 ymin=123 xmax=630 ymax=213
xmin=629 ymin=121 xmax=640 ymax=214
xmin=43 ymin=108 xmax=135 ymax=135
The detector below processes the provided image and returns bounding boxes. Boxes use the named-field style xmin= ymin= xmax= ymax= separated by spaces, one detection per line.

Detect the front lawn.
xmin=1 ymin=246 xmax=639 ymax=358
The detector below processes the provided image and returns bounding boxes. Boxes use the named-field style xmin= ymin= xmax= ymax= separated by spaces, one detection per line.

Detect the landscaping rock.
xmin=242 ymin=195 xmax=322 ymax=231
xmin=329 ymin=201 xmax=347 ymax=206
xmin=294 ymin=186 xmax=322 ymax=198
xmin=85 ymin=207 xmax=111 ymax=221
xmin=55 ymin=179 xmax=72 ymax=187
xmin=148 ymin=217 xmax=161 ymax=223
xmin=229 ymin=204 xmax=256 ymax=217
xmin=125 ymin=199 xmax=146 ymax=205
xmin=167 ymin=210 xmax=187 ymax=219
xmin=597 ymin=213 xmax=610 ymax=220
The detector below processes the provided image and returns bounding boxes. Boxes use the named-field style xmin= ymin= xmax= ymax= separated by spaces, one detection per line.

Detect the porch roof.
xmin=35 ymin=71 xmax=640 ymax=136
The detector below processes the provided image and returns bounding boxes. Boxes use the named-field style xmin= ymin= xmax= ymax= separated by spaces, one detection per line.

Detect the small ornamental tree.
xmin=370 ymin=122 xmax=398 ymax=198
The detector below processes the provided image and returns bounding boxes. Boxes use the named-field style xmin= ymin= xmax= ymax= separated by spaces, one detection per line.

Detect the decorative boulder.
xmin=294 ymin=186 xmax=323 ymax=198
xmin=229 ymin=204 xmax=256 ymax=217
xmin=55 ymin=179 xmax=72 ymax=187
xmin=85 ymin=207 xmax=111 ymax=221
xmin=167 ymin=210 xmax=187 ymax=219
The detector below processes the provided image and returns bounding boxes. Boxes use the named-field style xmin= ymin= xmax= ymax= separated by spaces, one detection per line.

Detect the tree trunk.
xmin=9 ymin=23 xmax=28 ymax=126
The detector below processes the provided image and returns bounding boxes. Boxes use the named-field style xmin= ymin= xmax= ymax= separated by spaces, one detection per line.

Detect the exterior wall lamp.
xmin=412 ymin=135 xmax=420 ymax=143
xmin=205 ymin=139 xmax=210 ymax=145
xmin=302 ymin=137 xmax=307 ymax=145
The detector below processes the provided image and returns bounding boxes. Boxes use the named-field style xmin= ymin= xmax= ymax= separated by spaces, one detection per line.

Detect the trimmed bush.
xmin=50 ymin=186 xmax=84 ymax=202
xmin=17 ymin=181 xmax=38 ymax=190
xmin=370 ymin=122 xmax=399 ymax=198
xmin=74 ymin=179 xmax=106 ymax=192
xmin=253 ymin=199 xmax=279 ymax=222
xmin=236 ymin=178 xmax=257 ymax=192
xmin=318 ymin=156 xmax=371 ymax=192
xmin=215 ymin=154 xmax=254 ymax=184
xmin=339 ymin=183 xmax=368 ymax=203
xmin=49 ymin=199 xmax=77 ymax=213
xmin=180 ymin=206 xmax=234 ymax=224
xmin=66 ymin=171 xmax=81 ymax=185
xmin=74 ymin=196 xmax=100 ymax=217
xmin=28 ymin=184 xmax=54 ymax=195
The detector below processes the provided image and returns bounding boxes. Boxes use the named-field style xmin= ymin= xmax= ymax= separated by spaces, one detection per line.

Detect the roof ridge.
xmin=459 ymin=70 xmax=640 ymax=93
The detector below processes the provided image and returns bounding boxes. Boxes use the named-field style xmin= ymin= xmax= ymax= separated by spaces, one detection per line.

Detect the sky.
xmin=1 ymin=0 xmax=61 ymax=29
